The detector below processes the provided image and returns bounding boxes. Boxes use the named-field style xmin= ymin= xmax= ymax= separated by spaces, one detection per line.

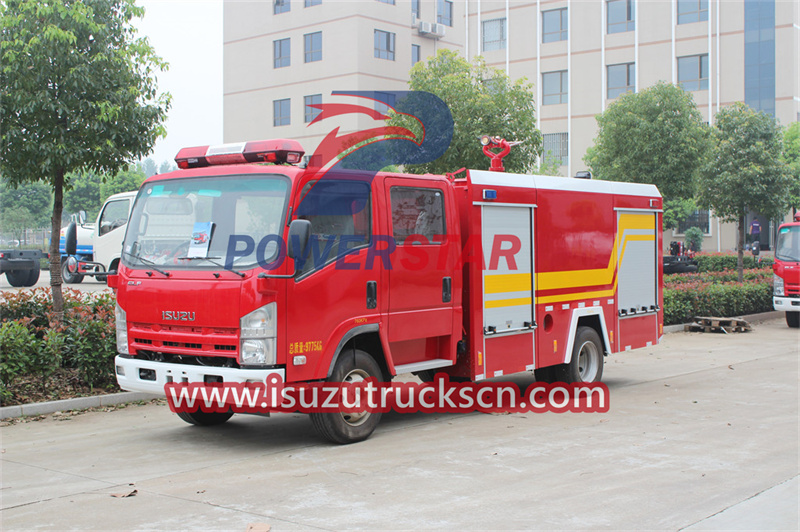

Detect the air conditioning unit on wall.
xmin=431 ymin=23 xmax=446 ymax=38
xmin=418 ymin=21 xmax=432 ymax=35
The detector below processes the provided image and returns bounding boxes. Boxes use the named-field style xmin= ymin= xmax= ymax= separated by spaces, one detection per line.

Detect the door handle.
xmin=442 ymin=277 xmax=452 ymax=303
xmin=366 ymin=281 xmax=377 ymax=309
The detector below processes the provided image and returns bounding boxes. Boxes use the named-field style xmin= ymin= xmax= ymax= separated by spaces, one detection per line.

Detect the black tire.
xmin=6 ymin=270 xmax=30 ymax=287
xmin=61 ymin=258 xmax=84 ymax=284
xmin=786 ymin=312 xmax=800 ymax=328
xmin=554 ymin=326 xmax=604 ymax=383
xmin=310 ymin=349 xmax=383 ymax=444
xmin=25 ymin=268 xmax=39 ymax=286
xmin=176 ymin=410 xmax=233 ymax=426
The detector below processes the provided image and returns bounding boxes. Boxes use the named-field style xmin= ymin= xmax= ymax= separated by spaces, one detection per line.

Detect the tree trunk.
xmin=49 ymin=168 xmax=65 ymax=320
xmin=737 ymin=215 xmax=745 ymax=283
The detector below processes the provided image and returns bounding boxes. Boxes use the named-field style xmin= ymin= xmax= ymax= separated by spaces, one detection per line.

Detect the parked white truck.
xmin=61 ymin=191 xmax=136 ymax=283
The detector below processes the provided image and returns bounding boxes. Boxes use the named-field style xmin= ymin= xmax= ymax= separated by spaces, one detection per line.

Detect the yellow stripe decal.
xmin=484 ymin=273 xmax=531 ymax=294
xmin=537 ymin=213 xmax=655 ymax=292
xmin=485 ymin=297 xmax=532 ymax=309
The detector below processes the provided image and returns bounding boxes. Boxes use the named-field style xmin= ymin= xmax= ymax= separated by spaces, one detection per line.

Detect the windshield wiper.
xmin=177 ymin=256 xmax=245 ymax=278
xmin=122 ymin=250 xmax=170 ymax=278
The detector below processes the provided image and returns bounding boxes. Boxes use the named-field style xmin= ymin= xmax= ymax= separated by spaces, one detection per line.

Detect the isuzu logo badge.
xmin=162 ymin=311 xmax=196 ymax=321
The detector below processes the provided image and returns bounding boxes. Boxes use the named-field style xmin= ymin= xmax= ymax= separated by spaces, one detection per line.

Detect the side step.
xmin=394 ymin=358 xmax=454 ymax=375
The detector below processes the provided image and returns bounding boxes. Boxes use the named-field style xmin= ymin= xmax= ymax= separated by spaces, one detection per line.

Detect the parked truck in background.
xmin=773 ymin=212 xmax=800 ymax=327
xmin=61 ymin=191 xmax=136 ymax=283
xmin=96 ymin=138 xmax=663 ymax=443
xmin=0 ymin=248 xmax=46 ymax=287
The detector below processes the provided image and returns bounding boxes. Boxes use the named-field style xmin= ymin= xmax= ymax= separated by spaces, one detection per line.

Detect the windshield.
xmin=122 ymin=175 xmax=290 ymax=271
xmin=776 ymin=225 xmax=800 ymax=262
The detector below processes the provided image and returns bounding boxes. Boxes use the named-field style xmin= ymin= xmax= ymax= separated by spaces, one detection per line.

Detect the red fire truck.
xmin=106 ymin=138 xmax=663 ymax=443
xmin=773 ymin=212 xmax=800 ymax=327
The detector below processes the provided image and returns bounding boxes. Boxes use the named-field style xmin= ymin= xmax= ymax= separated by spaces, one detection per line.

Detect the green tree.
xmin=158 ymin=160 xmax=176 ymax=175
xmin=584 ymin=82 xmax=710 ymax=228
xmin=63 ymin=170 xmax=103 ymax=220
xmin=0 ymin=179 xmax=52 ymax=228
xmin=100 ymin=166 xmax=146 ymax=198
xmin=388 ymin=49 xmax=541 ymax=175
xmin=699 ymin=103 xmax=793 ymax=281
xmin=0 ymin=205 xmax=36 ymax=244
xmin=141 ymin=158 xmax=158 ymax=178
xmin=782 ymin=122 xmax=800 ymax=209
xmin=0 ymin=0 xmax=170 ymax=316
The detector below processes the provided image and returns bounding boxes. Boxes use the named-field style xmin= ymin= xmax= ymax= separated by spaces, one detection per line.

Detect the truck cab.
xmin=773 ymin=212 xmax=800 ymax=327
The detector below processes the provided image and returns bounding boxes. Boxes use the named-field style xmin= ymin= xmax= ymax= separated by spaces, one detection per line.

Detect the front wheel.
xmin=554 ymin=326 xmax=604 ymax=383
xmin=310 ymin=349 xmax=383 ymax=444
xmin=176 ymin=410 xmax=233 ymax=426
xmin=787 ymin=312 xmax=800 ymax=328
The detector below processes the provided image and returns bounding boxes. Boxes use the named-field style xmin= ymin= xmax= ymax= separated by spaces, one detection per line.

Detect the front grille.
xmin=129 ymin=322 xmax=238 ymax=356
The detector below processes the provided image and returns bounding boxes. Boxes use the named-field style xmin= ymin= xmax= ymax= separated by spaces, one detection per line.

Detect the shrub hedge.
xmin=0 ymin=288 xmax=117 ymax=402
xmin=694 ymin=252 xmax=773 ymax=272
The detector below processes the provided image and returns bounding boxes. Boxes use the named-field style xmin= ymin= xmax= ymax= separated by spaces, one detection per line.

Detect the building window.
xmin=305 ymin=0 xmax=321 ymax=6
xmin=273 ymin=99 xmax=290 ymax=126
xmin=304 ymin=32 xmax=322 ymax=63
xmin=374 ymin=91 xmax=396 ymax=114
xmin=607 ymin=63 xmax=635 ymax=99
xmin=678 ymin=54 xmax=709 ymax=91
xmin=542 ymin=133 xmax=569 ymax=167
xmin=542 ymin=71 xmax=568 ymax=105
xmin=273 ymin=38 xmax=290 ymax=68
xmin=304 ymin=94 xmax=321 ymax=123
xmin=374 ymin=30 xmax=395 ymax=60
xmin=678 ymin=0 xmax=708 ymax=24
xmin=482 ymin=18 xmax=506 ymax=52
xmin=744 ymin=0 xmax=775 ymax=116
xmin=677 ymin=210 xmax=711 ymax=234
xmin=437 ymin=0 xmax=453 ymax=27
xmin=274 ymin=0 xmax=290 ymax=14
xmin=607 ymin=0 xmax=634 ymax=34
xmin=542 ymin=8 xmax=568 ymax=43
xmin=412 ymin=44 xmax=421 ymax=65
xmin=412 ymin=0 xmax=420 ymax=19
xmin=376 ymin=0 xmax=395 ymax=4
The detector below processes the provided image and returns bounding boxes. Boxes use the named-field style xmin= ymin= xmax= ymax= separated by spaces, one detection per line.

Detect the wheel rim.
xmin=577 ymin=341 xmax=600 ymax=382
xmin=340 ymin=368 xmax=371 ymax=426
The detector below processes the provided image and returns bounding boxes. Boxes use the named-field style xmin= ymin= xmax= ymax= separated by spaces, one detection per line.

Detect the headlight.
xmin=115 ymin=303 xmax=129 ymax=355
xmin=774 ymin=274 xmax=785 ymax=296
xmin=240 ymin=303 xmax=277 ymax=365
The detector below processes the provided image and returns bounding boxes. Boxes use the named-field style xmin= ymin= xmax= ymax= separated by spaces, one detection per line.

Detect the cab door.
xmin=384 ymin=178 xmax=459 ymax=371
xmin=94 ymin=197 xmax=131 ymax=269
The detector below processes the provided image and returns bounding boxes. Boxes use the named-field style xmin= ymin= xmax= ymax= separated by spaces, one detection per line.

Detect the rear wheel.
xmin=25 ymin=268 xmax=40 ymax=286
xmin=786 ymin=312 xmax=800 ymax=328
xmin=554 ymin=326 xmax=604 ymax=383
xmin=61 ymin=259 xmax=84 ymax=284
xmin=6 ymin=269 xmax=31 ymax=287
xmin=176 ymin=410 xmax=233 ymax=426
xmin=310 ymin=349 xmax=382 ymax=444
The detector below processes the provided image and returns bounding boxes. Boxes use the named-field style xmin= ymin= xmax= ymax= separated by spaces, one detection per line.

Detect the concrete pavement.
xmin=1 ymin=319 xmax=798 ymax=530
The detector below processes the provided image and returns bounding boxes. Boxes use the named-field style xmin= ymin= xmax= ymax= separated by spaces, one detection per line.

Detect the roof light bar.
xmin=175 ymin=139 xmax=306 ymax=169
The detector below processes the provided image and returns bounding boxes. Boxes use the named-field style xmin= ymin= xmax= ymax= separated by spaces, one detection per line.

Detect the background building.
xmin=224 ymin=0 xmax=799 ymax=251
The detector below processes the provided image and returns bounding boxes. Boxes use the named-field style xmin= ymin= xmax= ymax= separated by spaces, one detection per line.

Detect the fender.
xmin=325 ymin=324 xmax=380 ymax=378
xmin=563 ymin=307 xmax=612 ymax=364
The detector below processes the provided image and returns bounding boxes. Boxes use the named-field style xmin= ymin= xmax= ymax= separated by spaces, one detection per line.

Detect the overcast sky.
xmin=135 ymin=0 xmax=223 ymax=167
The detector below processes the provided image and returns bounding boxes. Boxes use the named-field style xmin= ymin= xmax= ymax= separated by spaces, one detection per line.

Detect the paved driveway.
xmin=1 ymin=319 xmax=798 ymax=530
xmin=0 ymin=269 xmax=111 ymax=294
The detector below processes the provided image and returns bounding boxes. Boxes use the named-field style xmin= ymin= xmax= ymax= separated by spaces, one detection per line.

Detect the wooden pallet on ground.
xmin=684 ymin=316 xmax=752 ymax=334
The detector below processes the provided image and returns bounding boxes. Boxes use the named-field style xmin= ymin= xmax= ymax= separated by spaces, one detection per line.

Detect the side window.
xmin=390 ymin=187 xmax=445 ymax=244
xmin=295 ymin=179 xmax=372 ymax=274
xmin=98 ymin=200 xmax=130 ymax=236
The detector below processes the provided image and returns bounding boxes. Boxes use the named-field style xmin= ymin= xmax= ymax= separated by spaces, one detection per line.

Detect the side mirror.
xmin=78 ymin=210 xmax=87 ymax=225
xmin=65 ymin=222 xmax=77 ymax=255
xmin=287 ymin=219 xmax=311 ymax=260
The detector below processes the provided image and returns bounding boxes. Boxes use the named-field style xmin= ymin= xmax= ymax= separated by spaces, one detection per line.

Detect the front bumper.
xmin=773 ymin=296 xmax=800 ymax=312
xmin=115 ymin=355 xmax=285 ymax=395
